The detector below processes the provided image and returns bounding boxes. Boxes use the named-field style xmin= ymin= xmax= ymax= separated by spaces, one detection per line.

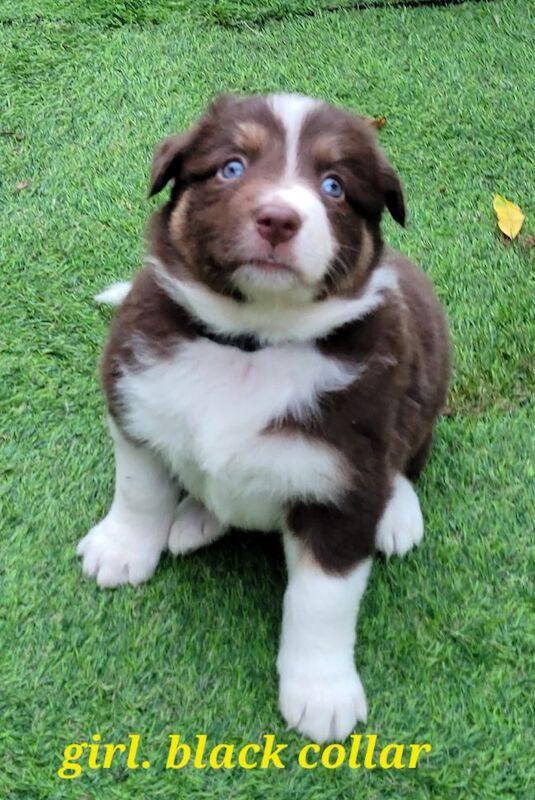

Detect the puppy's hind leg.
xmin=375 ymin=473 xmax=424 ymax=558
xmin=77 ymin=418 xmax=178 ymax=588
xmin=168 ymin=496 xmax=225 ymax=556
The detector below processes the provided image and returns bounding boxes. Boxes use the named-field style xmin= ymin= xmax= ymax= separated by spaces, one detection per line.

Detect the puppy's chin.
xmin=232 ymin=263 xmax=315 ymax=303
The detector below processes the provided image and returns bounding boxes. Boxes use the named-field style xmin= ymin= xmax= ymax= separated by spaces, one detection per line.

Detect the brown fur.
xmin=235 ymin=121 xmax=270 ymax=153
xmin=284 ymin=251 xmax=450 ymax=571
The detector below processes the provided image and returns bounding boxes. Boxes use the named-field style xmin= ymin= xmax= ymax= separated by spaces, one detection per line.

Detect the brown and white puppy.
xmin=78 ymin=94 xmax=450 ymax=743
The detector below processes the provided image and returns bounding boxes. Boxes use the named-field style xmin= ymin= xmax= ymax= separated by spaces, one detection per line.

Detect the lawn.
xmin=1 ymin=0 xmax=534 ymax=797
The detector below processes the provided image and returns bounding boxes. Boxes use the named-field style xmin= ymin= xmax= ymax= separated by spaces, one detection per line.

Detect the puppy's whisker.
xmin=337 ymin=243 xmax=365 ymax=256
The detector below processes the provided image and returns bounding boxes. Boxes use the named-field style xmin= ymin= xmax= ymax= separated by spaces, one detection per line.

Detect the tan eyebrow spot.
xmin=311 ymin=134 xmax=344 ymax=165
xmin=234 ymin=121 xmax=269 ymax=153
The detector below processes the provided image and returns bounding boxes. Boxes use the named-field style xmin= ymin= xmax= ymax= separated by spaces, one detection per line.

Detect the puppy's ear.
xmin=377 ymin=152 xmax=406 ymax=227
xmin=148 ymin=131 xmax=195 ymax=198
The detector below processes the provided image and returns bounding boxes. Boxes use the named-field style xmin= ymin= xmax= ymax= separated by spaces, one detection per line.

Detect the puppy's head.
xmin=149 ymin=94 xmax=405 ymax=301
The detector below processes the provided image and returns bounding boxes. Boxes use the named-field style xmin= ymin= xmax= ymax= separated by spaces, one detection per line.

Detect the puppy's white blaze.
xmin=117 ymin=338 xmax=360 ymax=531
xmin=269 ymin=93 xmax=319 ymax=180
xmin=95 ymin=281 xmax=132 ymax=306
xmin=259 ymin=184 xmax=336 ymax=284
xmin=273 ymin=184 xmax=324 ymax=213
xmin=267 ymin=95 xmax=336 ymax=284
xmin=151 ymin=256 xmax=399 ymax=344
xmin=278 ymin=539 xmax=372 ymax=741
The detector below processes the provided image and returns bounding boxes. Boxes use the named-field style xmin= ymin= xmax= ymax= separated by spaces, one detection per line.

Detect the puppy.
xmin=78 ymin=94 xmax=450 ymax=743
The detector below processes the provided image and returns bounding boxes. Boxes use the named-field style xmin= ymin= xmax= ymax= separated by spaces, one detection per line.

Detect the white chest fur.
xmin=118 ymin=338 xmax=360 ymax=531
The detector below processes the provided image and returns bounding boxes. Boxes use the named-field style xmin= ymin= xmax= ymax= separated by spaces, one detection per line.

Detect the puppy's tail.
xmin=95 ymin=281 xmax=133 ymax=306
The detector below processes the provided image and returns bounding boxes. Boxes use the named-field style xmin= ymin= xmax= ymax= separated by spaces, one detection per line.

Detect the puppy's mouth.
xmin=248 ymin=257 xmax=295 ymax=273
xmin=231 ymin=256 xmax=306 ymax=298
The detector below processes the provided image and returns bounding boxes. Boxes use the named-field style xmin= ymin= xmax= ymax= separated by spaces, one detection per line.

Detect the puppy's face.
xmin=150 ymin=94 xmax=405 ymax=300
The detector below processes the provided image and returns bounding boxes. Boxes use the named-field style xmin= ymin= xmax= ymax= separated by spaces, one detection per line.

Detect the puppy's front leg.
xmin=278 ymin=530 xmax=371 ymax=742
xmin=77 ymin=418 xmax=177 ymax=588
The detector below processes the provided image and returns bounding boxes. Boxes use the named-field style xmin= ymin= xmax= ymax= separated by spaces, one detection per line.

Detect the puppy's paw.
xmin=77 ymin=517 xmax=166 ymax=589
xmin=278 ymin=658 xmax=367 ymax=742
xmin=168 ymin=496 xmax=224 ymax=555
xmin=376 ymin=473 xmax=424 ymax=558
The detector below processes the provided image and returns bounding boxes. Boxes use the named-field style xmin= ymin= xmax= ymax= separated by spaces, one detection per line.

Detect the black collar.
xmin=199 ymin=324 xmax=265 ymax=353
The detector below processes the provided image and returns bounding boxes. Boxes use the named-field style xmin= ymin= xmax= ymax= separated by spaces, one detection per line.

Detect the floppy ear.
xmin=148 ymin=131 xmax=195 ymax=198
xmin=377 ymin=152 xmax=406 ymax=226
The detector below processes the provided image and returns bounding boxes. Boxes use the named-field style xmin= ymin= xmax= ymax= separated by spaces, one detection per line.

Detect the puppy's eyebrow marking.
xmin=311 ymin=134 xmax=344 ymax=165
xmin=234 ymin=121 xmax=269 ymax=153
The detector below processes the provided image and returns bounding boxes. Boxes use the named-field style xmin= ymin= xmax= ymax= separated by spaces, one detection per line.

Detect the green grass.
xmin=0 ymin=1 xmax=477 ymax=27
xmin=1 ymin=0 xmax=534 ymax=797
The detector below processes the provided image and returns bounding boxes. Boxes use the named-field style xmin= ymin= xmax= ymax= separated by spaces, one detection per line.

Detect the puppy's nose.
xmin=255 ymin=203 xmax=302 ymax=246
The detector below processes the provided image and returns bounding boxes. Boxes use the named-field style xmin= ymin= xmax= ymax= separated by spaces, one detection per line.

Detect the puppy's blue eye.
xmin=321 ymin=176 xmax=344 ymax=198
xmin=220 ymin=159 xmax=245 ymax=180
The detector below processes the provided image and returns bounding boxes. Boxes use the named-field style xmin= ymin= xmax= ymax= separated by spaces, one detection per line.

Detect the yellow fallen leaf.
xmin=493 ymin=195 xmax=524 ymax=239
xmin=371 ymin=115 xmax=387 ymax=129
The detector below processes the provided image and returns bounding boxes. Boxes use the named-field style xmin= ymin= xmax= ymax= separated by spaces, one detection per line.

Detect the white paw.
xmin=77 ymin=516 xmax=166 ymax=589
xmin=168 ymin=496 xmax=224 ymax=555
xmin=278 ymin=658 xmax=367 ymax=742
xmin=376 ymin=473 xmax=424 ymax=557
